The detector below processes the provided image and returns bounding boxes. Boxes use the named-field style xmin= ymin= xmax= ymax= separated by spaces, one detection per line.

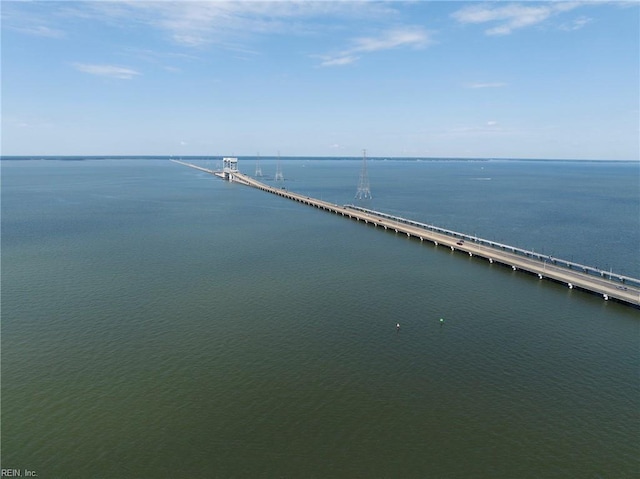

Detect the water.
xmin=2 ymin=158 xmax=639 ymax=478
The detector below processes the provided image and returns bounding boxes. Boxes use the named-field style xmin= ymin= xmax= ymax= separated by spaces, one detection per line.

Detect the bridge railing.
xmin=344 ymin=204 xmax=640 ymax=289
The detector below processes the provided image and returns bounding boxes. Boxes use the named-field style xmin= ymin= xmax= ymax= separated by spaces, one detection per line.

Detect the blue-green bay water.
xmin=2 ymin=158 xmax=639 ymax=478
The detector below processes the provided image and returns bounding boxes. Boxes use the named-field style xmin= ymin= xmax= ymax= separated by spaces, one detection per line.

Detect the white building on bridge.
xmin=222 ymin=157 xmax=238 ymax=181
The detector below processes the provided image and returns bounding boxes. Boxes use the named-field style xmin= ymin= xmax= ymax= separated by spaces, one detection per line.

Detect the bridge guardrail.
xmin=344 ymin=204 xmax=640 ymax=289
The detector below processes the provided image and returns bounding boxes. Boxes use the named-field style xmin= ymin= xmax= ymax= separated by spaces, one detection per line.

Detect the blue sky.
xmin=2 ymin=1 xmax=638 ymax=160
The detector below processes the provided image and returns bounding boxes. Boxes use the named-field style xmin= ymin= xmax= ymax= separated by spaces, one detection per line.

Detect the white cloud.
xmin=73 ymin=63 xmax=141 ymax=80
xmin=452 ymin=2 xmax=583 ymax=36
xmin=81 ymin=1 xmax=397 ymax=48
xmin=2 ymin=2 xmax=67 ymax=38
xmin=352 ymin=27 xmax=432 ymax=52
xmin=14 ymin=25 xmax=66 ymax=38
xmin=319 ymin=55 xmax=360 ymax=67
xmin=318 ymin=26 xmax=433 ymax=67
xmin=9 ymin=1 xmax=416 ymax=69
xmin=560 ymin=15 xmax=592 ymax=31
xmin=2 ymin=115 xmax=53 ymax=129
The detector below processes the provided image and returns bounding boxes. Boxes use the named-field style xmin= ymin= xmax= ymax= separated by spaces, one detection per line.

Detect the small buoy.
xmin=396 ymin=323 xmax=400 ymax=330
xmin=439 ymin=318 xmax=444 ymax=324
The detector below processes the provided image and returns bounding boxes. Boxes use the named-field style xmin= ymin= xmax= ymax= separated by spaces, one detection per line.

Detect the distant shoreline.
xmin=1 ymin=156 xmax=637 ymax=163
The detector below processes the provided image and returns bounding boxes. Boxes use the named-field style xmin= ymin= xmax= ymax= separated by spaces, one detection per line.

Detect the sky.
xmin=1 ymin=1 xmax=639 ymax=160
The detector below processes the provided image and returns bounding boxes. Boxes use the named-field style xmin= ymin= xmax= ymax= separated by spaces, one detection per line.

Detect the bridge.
xmin=172 ymin=160 xmax=640 ymax=308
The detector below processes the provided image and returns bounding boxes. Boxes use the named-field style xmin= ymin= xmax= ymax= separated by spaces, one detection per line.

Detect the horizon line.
xmin=1 ymin=155 xmax=638 ymax=163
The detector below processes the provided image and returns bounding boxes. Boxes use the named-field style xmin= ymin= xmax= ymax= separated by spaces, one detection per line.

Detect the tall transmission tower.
xmin=255 ymin=153 xmax=263 ymax=177
xmin=274 ymin=151 xmax=284 ymax=181
xmin=355 ymin=149 xmax=372 ymax=200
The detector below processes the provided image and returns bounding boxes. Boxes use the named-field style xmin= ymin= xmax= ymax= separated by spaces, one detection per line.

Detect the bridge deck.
xmin=172 ymin=160 xmax=640 ymax=308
